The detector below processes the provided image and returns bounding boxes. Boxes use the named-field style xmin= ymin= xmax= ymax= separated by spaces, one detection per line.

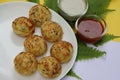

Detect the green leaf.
xmin=76 ymin=44 xmax=106 ymax=61
xmin=76 ymin=35 xmax=87 ymax=47
xmin=76 ymin=35 xmax=106 ymax=61
xmin=86 ymin=0 xmax=115 ymax=18
xmin=27 ymin=0 xmax=39 ymax=3
xmin=44 ymin=0 xmax=59 ymax=12
xmin=94 ymin=34 xmax=120 ymax=47
xmin=67 ymin=70 xmax=83 ymax=80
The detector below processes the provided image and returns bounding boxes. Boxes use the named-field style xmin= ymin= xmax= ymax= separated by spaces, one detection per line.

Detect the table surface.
xmin=0 ymin=0 xmax=120 ymax=80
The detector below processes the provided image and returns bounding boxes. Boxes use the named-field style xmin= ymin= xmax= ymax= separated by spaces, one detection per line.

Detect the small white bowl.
xmin=57 ymin=0 xmax=88 ymax=21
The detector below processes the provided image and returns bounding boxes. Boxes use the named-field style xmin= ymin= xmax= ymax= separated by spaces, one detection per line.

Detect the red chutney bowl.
xmin=75 ymin=15 xmax=108 ymax=43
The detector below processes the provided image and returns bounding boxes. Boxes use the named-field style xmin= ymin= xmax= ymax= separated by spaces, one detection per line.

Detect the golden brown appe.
xmin=38 ymin=56 xmax=61 ymax=78
xmin=24 ymin=35 xmax=47 ymax=56
xmin=50 ymin=41 xmax=73 ymax=63
xmin=14 ymin=52 xmax=38 ymax=76
xmin=12 ymin=16 xmax=35 ymax=37
xmin=29 ymin=4 xmax=51 ymax=27
xmin=41 ymin=21 xmax=63 ymax=42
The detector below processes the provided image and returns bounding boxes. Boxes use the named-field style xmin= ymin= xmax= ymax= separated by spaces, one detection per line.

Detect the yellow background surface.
xmin=0 ymin=0 xmax=120 ymax=41
xmin=106 ymin=0 xmax=120 ymax=42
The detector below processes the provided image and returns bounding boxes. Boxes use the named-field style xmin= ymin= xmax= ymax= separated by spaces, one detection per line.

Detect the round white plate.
xmin=0 ymin=2 xmax=77 ymax=80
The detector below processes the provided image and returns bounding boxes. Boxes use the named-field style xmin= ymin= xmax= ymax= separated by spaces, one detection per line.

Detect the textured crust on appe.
xmin=24 ymin=35 xmax=47 ymax=56
xmin=41 ymin=21 xmax=63 ymax=42
xmin=29 ymin=4 xmax=51 ymax=27
xmin=37 ymin=56 xmax=61 ymax=78
xmin=14 ymin=52 xmax=38 ymax=76
xmin=50 ymin=41 xmax=73 ymax=63
xmin=12 ymin=16 xmax=35 ymax=37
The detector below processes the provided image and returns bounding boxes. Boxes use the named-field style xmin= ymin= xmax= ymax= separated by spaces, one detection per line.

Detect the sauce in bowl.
xmin=76 ymin=15 xmax=107 ymax=43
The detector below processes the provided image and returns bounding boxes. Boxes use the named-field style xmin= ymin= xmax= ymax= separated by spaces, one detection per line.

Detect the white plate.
xmin=0 ymin=2 xmax=77 ymax=80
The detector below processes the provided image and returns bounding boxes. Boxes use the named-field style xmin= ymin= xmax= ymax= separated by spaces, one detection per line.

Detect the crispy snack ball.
xmin=14 ymin=52 xmax=38 ymax=76
xmin=38 ymin=56 xmax=61 ymax=78
xmin=41 ymin=21 xmax=63 ymax=42
xmin=12 ymin=16 xmax=35 ymax=37
xmin=50 ymin=41 xmax=73 ymax=63
xmin=24 ymin=35 xmax=47 ymax=56
xmin=29 ymin=4 xmax=51 ymax=27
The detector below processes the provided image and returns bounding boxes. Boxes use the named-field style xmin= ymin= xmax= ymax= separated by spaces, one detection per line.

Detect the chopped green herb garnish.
xmin=21 ymin=26 xmax=26 ymax=31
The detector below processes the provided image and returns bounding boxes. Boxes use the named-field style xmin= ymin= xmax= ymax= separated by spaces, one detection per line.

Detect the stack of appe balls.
xmin=13 ymin=4 xmax=73 ymax=78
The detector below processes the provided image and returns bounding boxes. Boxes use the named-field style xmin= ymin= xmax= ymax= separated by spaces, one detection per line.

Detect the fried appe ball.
xmin=41 ymin=21 xmax=63 ymax=42
xmin=29 ymin=4 xmax=51 ymax=27
xmin=38 ymin=56 xmax=61 ymax=78
xmin=50 ymin=41 xmax=73 ymax=63
xmin=14 ymin=52 xmax=38 ymax=76
xmin=24 ymin=35 xmax=47 ymax=56
xmin=12 ymin=16 xmax=35 ymax=37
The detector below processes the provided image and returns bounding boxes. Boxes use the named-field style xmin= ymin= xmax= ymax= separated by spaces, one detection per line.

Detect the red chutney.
xmin=77 ymin=19 xmax=104 ymax=43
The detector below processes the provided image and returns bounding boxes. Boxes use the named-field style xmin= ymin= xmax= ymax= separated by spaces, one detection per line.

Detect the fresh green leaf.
xmin=27 ymin=0 xmax=39 ymax=3
xmin=76 ymin=35 xmax=106 ymax=61
xmin=76 ymin=45 xmax=106 ymax=61
xmin=94 ymin=34 xmax=120 ymax=47
xmin=67 ymin=70 xmax=83 ymax=80
xmin=76 ymin=35 xmax=87 ymax=47
xmin=86 ymin=0 xmax=115 ymax=18
xmin=44 ymin=0 xmax=59 ymax=12
xmin=66 ymin=20 xmax=76 ymax=28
